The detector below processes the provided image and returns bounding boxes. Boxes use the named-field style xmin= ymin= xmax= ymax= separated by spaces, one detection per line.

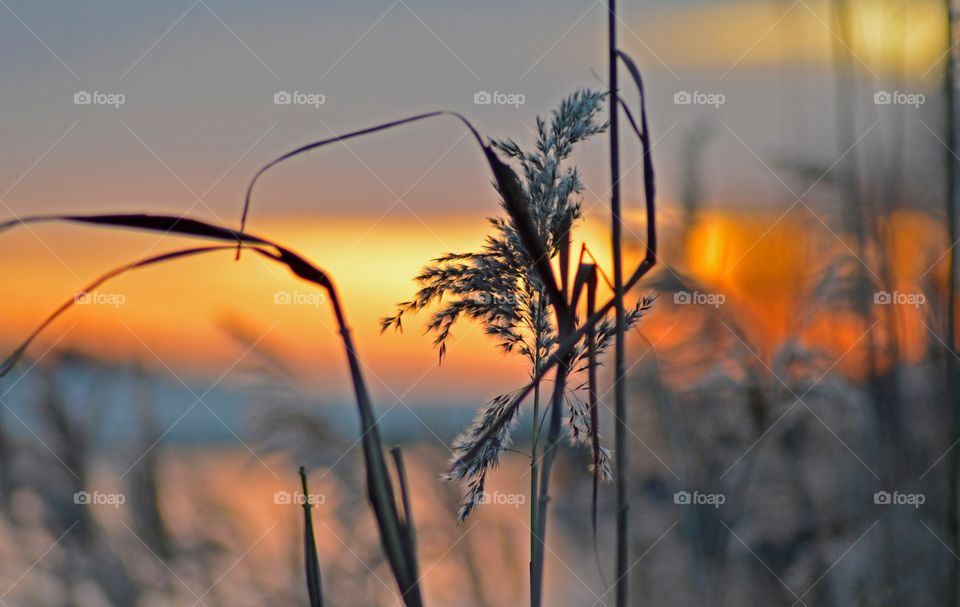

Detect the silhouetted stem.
xmin=530 ymin=354 xmax=542 ymax=606
xmin=607 ymin=3 xmax=631 ymax=605
xmin=391 ymin=447 xmax=421 ymax=595
xmin=586 ymin=266 xmax=600 ymax=540
xmin=0 ymin=214 xmax=424 ymax=607
xmin=531 ymin=349 xmax=573 ymax=607
xmin=946 ymin=0 xmax=960 ymax=603
xmin=300 ymin=466 xmax=324 ymax=607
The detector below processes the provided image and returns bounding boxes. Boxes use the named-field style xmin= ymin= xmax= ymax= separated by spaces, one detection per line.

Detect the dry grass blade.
xmin=299 ymin=466 xmax=324 ymax=607
xmin=0 ymin=245 xmax=244 ymax=377
xmin=616 ymin=96 xmax=645 ymax=143
xmin=2 ymin=213 xmax=263 ymax=247
xmin=390 ymin=448 xmax=421 ymax=596
xmin=616 ymin=50 xmax=657 ymax=264
xmin=613 ymin=46 xmax=657 ymax=607
xmin=236 ymin=108 xmax=566 ymax=326
xmin=238 ymin=111 xmax=485 ymax=251
xmin=0 ymin=213 xmax=423 ymax=606
xmin=481 ymin=147 xmax=567 ymax=320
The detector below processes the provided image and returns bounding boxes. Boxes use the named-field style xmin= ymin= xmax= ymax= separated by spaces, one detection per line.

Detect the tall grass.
xmin=377 ymin=89 xmax=655 ymax=606
xmin=0 ymin=43 xmax=658 ymax=603
xmin=0 ymin=214 xmax=424 ymax=605
xmin=606 ymin=4 xmax=630 ymax=603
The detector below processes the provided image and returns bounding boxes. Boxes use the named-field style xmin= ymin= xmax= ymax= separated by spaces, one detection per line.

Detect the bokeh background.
xmin=0 ymin=0 xmax=954 ymax=605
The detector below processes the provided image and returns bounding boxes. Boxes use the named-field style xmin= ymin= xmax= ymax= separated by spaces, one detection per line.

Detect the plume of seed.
xmin=442 ymin=390 xmax=522 ymax=522
xmin=385 ymin=89 xmax=641 ymax=518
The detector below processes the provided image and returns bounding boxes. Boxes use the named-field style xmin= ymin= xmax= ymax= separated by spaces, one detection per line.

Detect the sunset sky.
xmin=0 ymin=0 xmax=948 ymax=400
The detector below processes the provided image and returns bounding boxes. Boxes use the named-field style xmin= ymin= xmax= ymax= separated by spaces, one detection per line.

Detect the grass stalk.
xmin=946 ymin=0 xmax=960 ymax=602
xmin=529 ymin=358 xmax=541 ymax=606
xmin=299 ymin=466 xmax=324 ymax=607
xmin=607 ymin=2 xmax=631 ymax=605
xmin=531 ymin=350 xmax=574 ymax=607
xmin=390 ymin=447 xmax=421 ymax=595
xmin=585 ymin=264 xmax=601 ymax=539
xmin=0 ymin=214 xmax=424 ymax=606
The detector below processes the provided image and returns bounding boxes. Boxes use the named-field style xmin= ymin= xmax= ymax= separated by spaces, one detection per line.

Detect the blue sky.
xmin=4 ymin=0 xmax=935 ymax=221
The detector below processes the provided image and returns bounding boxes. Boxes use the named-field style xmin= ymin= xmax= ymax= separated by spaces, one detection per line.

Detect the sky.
xmin=0 ymin=0 xmax=949 ymax=402
xmin=0 ymin=0 xmax=946 ymax=214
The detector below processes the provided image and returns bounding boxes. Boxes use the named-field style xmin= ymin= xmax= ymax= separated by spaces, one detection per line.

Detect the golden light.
xmin=640 ymin=0 xmax=945 ymax=76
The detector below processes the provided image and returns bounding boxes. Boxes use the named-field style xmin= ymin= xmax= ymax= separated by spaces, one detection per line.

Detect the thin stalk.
xmin=531 ymin=350 xmax=574 ymax=607
xmin=300 ymin=466 xmax=324 ymax=607
xmin=530 ymin=353 xmax=542 ymax=606
xmin=0 ymin=214 xmax=424 ymax=607
xmin=586 ymin=265 xmax=600 ymax=539
xmin=608 ymin=1 xmax=631 ymax=605
xmin=528 ymin=295 xmax=548 ymax=604
xmin=946 ymin=0 xmax=960 ymax=603
xmin=390 ymin=447 xmax=421 ymax=595
xmin=531 ymin=283 xmax=576 ymax=607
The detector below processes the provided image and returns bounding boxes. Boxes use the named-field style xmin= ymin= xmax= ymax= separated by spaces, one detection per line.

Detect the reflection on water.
xmin=0 ymin=446 xmax=606 ymax=606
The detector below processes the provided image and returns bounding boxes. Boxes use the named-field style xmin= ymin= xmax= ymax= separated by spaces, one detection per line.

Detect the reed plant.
xmin=0 ymin=35 xmax=658 ymax=604
xmin=380 ymin=89 xmax=652 ymax=606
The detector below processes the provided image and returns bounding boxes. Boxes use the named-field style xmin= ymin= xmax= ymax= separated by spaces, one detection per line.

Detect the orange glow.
xmin=0 ymin=208 xmax=946 ymax=391
xmin=0 ymin=212 xmax=618 ymax=397
xmin=642 ymin=0 xmax=944 ymax=75
xmin=668 ymin=208 xmax=946 ymax=377
xmin=686 ymin=218 xmax=729 ymax=282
